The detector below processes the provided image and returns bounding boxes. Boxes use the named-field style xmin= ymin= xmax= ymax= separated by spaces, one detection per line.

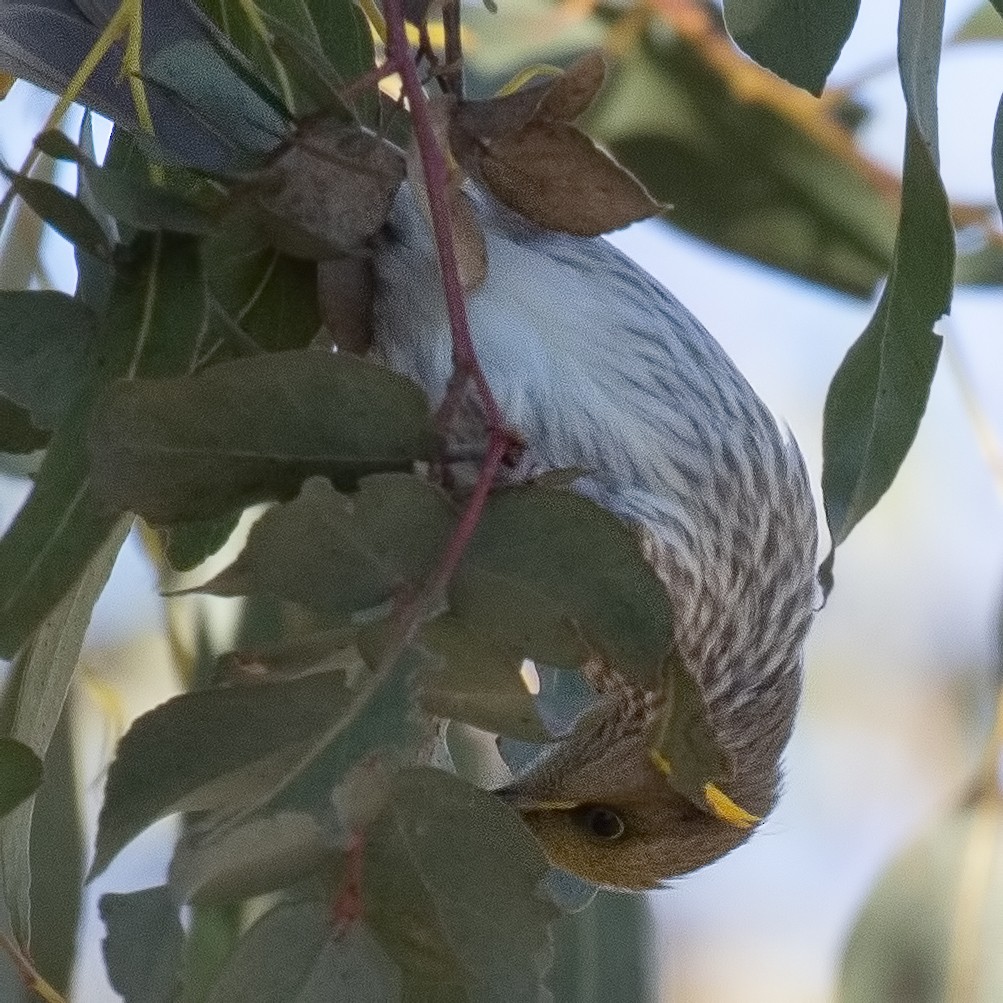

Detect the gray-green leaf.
xmin=723 ymin=0 xmax=860 ymax=96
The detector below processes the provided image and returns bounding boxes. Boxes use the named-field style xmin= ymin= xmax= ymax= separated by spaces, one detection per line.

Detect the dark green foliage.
xmin=724 ymin=0 xmax=861 ymax=96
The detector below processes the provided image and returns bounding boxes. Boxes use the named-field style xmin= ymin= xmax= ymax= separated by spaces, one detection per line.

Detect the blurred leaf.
xmin=839 ymin=798 xmax=1003 ymax=1003
xmin=89 ymin=354 xmax=437 ymax=524
xmin=364 ymin=768 xmax=556 ymax=998
xmin=550 ymin=892 xmax=654 ymax=1002
xmin=0 ymin=232 xmax=209 ymax=658
xmin=0 ymin=167 xmax=112 ymax=260
xmin=723 ymin=0 xmax=860 ymax=96
xmin=821 ymin=0 xmax=953 ymax=560
xmin=956 ymin=238 xmax=1003 ymax=285
xmin=200 ymin=475 xmax=453 ymax=617
xmin=90 ymin=661 xmax=383 ymax=877
xmin=457 ymin=488 xmax=672 ymax=690
xmin=461 ymin=0 xmax=900 ymax=296
xmin=204 ymin=901 xmax=400 ymax=1003
xmin=163 ymin=514 xmax=241 ymax=572
xmin=0 ymin=290 xmax=95 ymax=430
xmin=0 ymin=520 xmax=129 ymax=943
xmin=0 ymin=741 xmax=43 ymax=818
xmin=951 ymin=2 xmax=1003 ymax=43
xmin=100 ymin=886 xmax=184 ymax=1003
xmin=27 ymin=700 xmax=85 ymax=995
xmin=994 ymin=94 xmax=1003 ymax=217
xmin=170 ymin=811 xmax=328 ymax=905
xmin=0 ymin=398 xmax=49 ymax=454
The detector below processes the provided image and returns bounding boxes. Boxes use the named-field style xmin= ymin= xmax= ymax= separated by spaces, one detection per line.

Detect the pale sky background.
xmin=1 ymin=0 xmax=1002 ymax=999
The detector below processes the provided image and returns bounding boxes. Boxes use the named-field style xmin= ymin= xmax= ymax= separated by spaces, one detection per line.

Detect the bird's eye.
xmin=579 ymin=805 xmax=625 ymax=841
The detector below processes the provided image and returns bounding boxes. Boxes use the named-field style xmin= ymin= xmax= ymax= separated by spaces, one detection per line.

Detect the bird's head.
xmin=497 ymin=695 xmax=764 ymax=890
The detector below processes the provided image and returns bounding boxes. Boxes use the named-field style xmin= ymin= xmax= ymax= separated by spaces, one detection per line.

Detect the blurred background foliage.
xmin=0 ymin=0 xmax=1001 ymax=1000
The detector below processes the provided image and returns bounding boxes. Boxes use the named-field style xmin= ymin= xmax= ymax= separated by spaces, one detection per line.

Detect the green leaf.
xmin=820 ymin=0 xmax=953 ymax=560
xmin=204 ymin=901 xmax=400 ymax=1003
xmin=201 ymin=0 xmax=375 ymax=120
xmin=163 ymin=515 xmax=241 ymax=572
xmin=144 ymin=37 xmax=289 ymax=169
xmin=994 ymin=92 xmax=1003 ymax=218
xmin=0 ymin=395 xmax=127 ymax=659
xmin=838 ymin=799 xmax=1003 ymax=1002
xmin=0 ymin=290 xmax=95 ymax=430
xmin=90 ymin=661 xmax=383 ymax=877
xmin=951 ymin=1 xmax=1003 ymax=43
xmin=100 ymin=886 xmax=184 ymax=1003
xmin=204 ymin=214 xmax=322 ymax=353
xmin=0 ymin=740 xmax=43 ymax=818
xmin=364 ymin=768 xmax=556 ymax=998
xmin=416 ymin=616 xmax=548 ymax=742
xmin=0 ymin=397 xmax=49 ymax=454
xmin=200 ymin=475 xmax=452 ymax=616
xmin=0 ymin=521 xmax=128 ymax=943
xmin=169 ymin=811 xmax=329 ymax=905
xmin=0 ymin=168 xmax=112 ymax=260
xmin=457 ymin=488 xmax=672 ymax=690
xmin=89 ymin=354 xmax=437 ymax=524
xmin=0 ymin=232 xmax=210 ymax=658
xmin=550 ymin=893 xmax=654 ymax=1001
xmin=723 ymin=0 xmax=860 ymax=96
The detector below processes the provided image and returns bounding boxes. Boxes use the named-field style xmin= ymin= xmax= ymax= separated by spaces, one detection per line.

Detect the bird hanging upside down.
xmin=373 ymin=185 xmax=819 ymax=890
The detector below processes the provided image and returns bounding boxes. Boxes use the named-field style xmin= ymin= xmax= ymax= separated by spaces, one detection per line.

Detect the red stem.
xmin=381 ymin=0 xmax=515 ymax=610
xmin=381 ymin=0 xmax=505 ymax=436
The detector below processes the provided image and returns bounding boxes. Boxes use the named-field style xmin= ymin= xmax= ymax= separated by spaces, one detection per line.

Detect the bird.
xmin=373 ymin=185 xmax=819 ymax=890
xmin=0 ymin=0 xmax=819 ymax=890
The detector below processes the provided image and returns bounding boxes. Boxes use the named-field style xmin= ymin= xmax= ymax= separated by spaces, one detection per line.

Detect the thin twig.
xmin=378 ymin=0 xmax=516 ymax=649
xmin=441 ymin=0 xmax=464 ymax=99
xmin=382 ymin=0 xmax=506 ymax=438
xmin=0 ymin=934 xmax=66 ymax=1003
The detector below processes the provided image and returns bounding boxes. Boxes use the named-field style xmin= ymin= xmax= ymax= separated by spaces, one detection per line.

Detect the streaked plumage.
xmin=374 ymin=186 xmax=818 ymax=888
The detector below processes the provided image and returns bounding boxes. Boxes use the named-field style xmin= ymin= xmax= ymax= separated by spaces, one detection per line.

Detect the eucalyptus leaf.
xmin=993 ymin=92 xmax=1003 ymax=217
xmin=170 ymin=811 xmax=329 ymax=905
xmin=200 ymin=475 xmax=453 ymax=617
xmin=0 ymin=232 xmax=210 ymax=657
xmin=205 ymin=901 xmax=400 ymax=1003
xmin=0 ymin=168 xmax=111 ymax=259
xmin=723 ymin=0 xmax=860 ymax=96
xmin=90 ymin=662 xmax=384 ymax=877
xmin=89 ymin=353 xmax=436 ymax=523
xmin=0 ymin=290 xmax=95 ymax=430
xmin=0 ymin=520 xmax=129 ymax=944
xmin=204 ymin=213 xmax=322 ymax=353
xmin=163 ymin=514 xmax=242 ymax=572
xmin=0 ymin=397 xmax=48 ymax=454
xmin=0 ymin=740 xmax=43 ymax=818
xmin=100 ymin=886 xmax=184 ymax=1003
xmin=456 ymin=488 xmax=672 ymax=690
xmin=364 ymin=768 xmax=556 ymax=999
xmin=820 ymin=0 xmax=953 ymax=567
xmin=415 ymin=616 xmax=549 ymax=742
